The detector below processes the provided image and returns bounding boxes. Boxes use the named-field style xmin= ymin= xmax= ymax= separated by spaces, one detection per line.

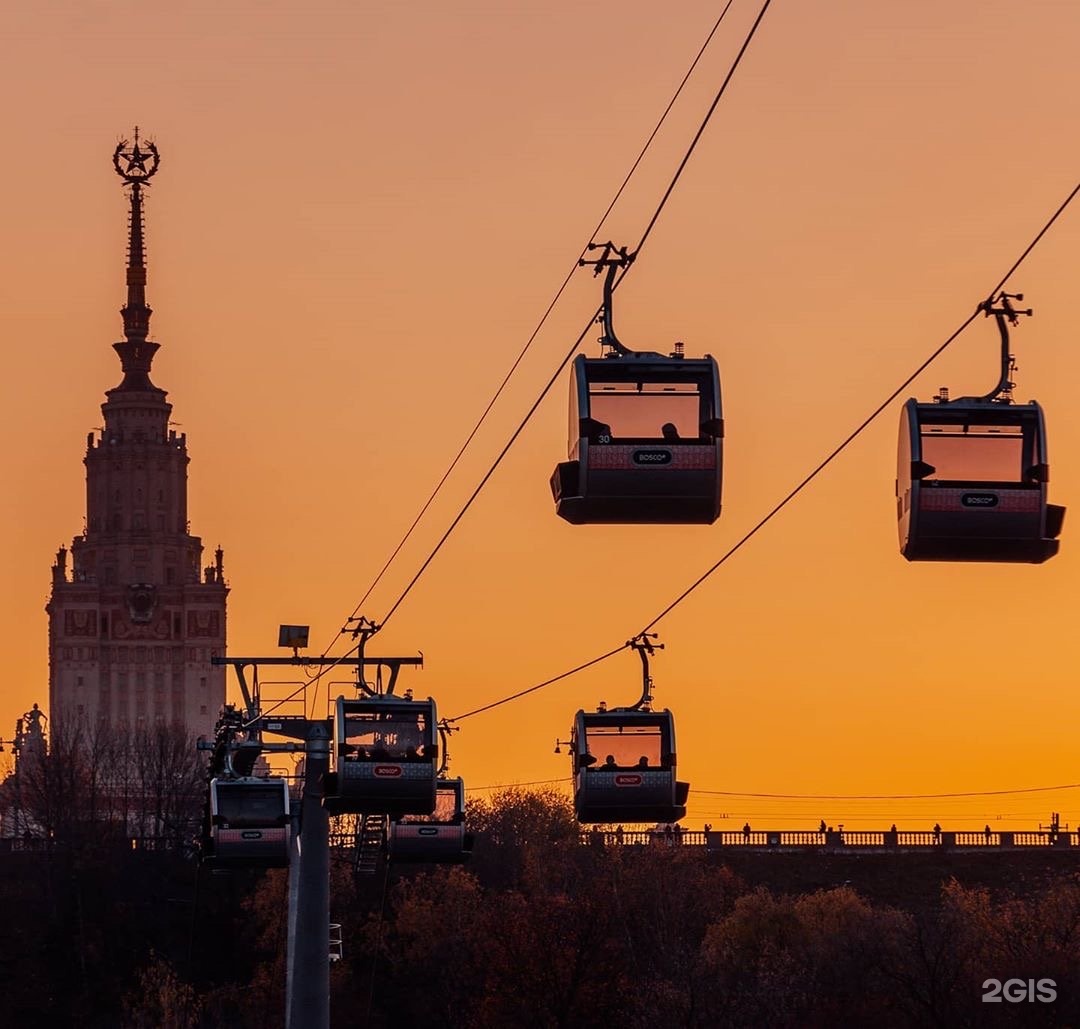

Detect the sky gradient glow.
xmin=2 ymin=1 xmax=1079 ymax=830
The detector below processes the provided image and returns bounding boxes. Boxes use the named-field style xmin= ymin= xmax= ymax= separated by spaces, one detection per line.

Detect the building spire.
xmin=111 ymin=128 xmax=162 ymax=390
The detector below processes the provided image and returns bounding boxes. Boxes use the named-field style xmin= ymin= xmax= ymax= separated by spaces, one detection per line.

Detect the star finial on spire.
xmin=113 ymin=127 xmax=160 ymax=184
xmin=111 ymin=129 xmax=162 ymax=388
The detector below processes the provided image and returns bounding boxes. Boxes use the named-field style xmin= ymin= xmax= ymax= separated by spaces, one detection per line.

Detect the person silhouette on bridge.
xmin=742 ymin=822 xmax=751 ymax=841
xmin=933 ymin=822 xmax=941 ymax=842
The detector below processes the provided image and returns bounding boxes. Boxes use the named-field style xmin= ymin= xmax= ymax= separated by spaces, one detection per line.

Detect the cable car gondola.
xmin=570 ymin=709 xmax=688 ymax=824
xmin=208 ymin=776 xmax=292 ymax=867
xmin=897 ymin=293 xmax=1064 ymax=563
xmin=551 ymin=244 xmax=723 ymax=524
xmin=388 ymin=777 xmax=473 ymax=863
xmin=324 ymin=694 xmax=439 ymax=817
xmin=565 ymin=634 xmax=689 ymax=824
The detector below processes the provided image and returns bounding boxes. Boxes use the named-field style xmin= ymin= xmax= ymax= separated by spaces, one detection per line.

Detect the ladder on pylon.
xmin=353 ymin=813 xmax=387 ymax=876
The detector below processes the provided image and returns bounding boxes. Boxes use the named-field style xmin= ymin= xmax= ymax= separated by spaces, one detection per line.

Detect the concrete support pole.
xmin=287 ymin=722 xmax=331 ymax=1029
xmin=285 ymin=799 xmax=300 ymax=1019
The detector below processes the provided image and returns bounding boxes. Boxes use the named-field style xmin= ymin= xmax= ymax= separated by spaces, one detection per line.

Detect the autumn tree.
xmin=466 ymin=785 xmax=579 ymax=891
xmin=699 ymin=886 xmax=911 ymax=1027
xmin=121 ymin=951 xmax=202 ymax=1029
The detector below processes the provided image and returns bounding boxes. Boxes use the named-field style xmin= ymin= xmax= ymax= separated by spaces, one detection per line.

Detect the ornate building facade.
xmin=46 ymin=134 xmax=227 ymax=738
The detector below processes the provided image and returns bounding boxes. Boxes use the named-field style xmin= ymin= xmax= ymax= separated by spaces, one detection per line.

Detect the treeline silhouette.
xmin=2 ymin=746 xmax=1078 ymax=1028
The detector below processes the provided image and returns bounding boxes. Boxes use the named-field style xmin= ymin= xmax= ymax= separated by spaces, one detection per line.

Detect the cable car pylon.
xmin=207 ymin=624 xmax=427 ymax=1029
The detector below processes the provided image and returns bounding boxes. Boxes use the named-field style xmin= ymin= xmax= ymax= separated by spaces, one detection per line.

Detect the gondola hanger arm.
xmin=971 ymin=290 xmax=1032 ymax=403
xmin=579 ymin=242 xmax=635 ymax=356
xmin=578 ymin=241 xmax=679 ymax=360
xmin=345 ymin=615 xmax=382 ymax=696
xmin=627 ymin=632 xmax=664 ymax=711
xmin=437 ymin=719 xmax=458 ymax=777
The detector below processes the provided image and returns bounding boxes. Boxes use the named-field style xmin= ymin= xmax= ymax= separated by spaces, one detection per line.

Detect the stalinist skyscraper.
xmin=46 ymin=133 xmax=227 ymax=738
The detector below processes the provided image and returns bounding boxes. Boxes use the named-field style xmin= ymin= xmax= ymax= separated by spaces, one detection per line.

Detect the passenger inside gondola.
xmin=583 ymin=723 xmax=663 ymax=770
xmin=588 ymin=381 xmax=703 ymax=441
xmin=342 ymin=710 xmax=429 ymax=762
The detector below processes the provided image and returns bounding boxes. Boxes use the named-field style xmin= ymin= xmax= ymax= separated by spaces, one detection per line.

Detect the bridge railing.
xmin=714 ymin=830 xmax=1076 ymax=849
xmin=955 ymin=832 xmax=996 ymax=846
xmin=834 ymin=831 xmax=885 ymax=846
xmin=2 ymin=828 xmax=1075 ymax=855
xmin=898 ymin=832 xmax=938 ymax=847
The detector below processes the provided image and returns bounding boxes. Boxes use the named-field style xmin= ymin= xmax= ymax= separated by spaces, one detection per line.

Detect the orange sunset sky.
xmin=1 ymin=1 xmax=1078 ymax=830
